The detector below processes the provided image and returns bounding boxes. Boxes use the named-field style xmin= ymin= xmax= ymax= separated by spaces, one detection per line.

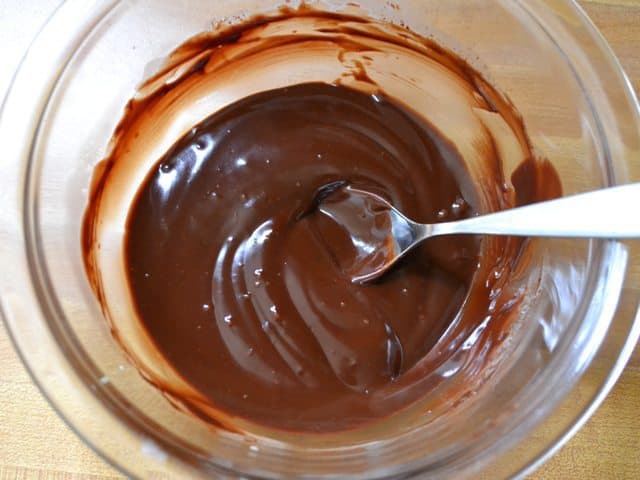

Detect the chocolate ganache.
xmin=83 ymin=8 xmax=561 ymax=433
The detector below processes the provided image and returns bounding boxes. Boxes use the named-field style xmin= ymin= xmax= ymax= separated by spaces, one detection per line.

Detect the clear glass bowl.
xmin=1 ymin=0 xmax=639 ymax=478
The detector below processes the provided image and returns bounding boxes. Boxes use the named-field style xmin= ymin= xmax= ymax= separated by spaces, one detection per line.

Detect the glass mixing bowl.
xmin=1 ymin=0 xmax=639 ymax=478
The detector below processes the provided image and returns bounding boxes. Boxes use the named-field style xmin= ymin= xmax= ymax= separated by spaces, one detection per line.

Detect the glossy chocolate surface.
xmin=83 ymin=9 xmax=561 ymax=433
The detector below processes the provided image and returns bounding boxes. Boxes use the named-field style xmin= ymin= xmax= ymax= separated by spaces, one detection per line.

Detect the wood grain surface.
xmin=0 ymin=1 xmax=638 ymax=478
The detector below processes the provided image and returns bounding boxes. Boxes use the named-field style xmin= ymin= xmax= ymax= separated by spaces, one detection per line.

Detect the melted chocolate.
xmin=125 ymin=83 xmax=480 ymax=430
xmin=83 ymin=8 xmax=562 ymax=434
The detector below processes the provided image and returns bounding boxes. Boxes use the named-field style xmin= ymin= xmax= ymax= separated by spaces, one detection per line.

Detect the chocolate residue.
xmin=82 ymin=8 xmax=561 ymax=434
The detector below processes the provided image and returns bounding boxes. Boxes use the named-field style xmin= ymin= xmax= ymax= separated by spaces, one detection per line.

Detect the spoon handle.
xmin=430 ymin=183 xmax=640 ymax=239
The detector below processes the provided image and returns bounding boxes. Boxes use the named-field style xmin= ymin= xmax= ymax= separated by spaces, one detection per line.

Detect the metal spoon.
xmin=317 ymin=183 xmax=640 ymax=283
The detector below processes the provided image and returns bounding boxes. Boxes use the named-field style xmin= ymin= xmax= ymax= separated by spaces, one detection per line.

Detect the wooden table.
xmin=0 ymin=1 xmax=638 ymax=478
